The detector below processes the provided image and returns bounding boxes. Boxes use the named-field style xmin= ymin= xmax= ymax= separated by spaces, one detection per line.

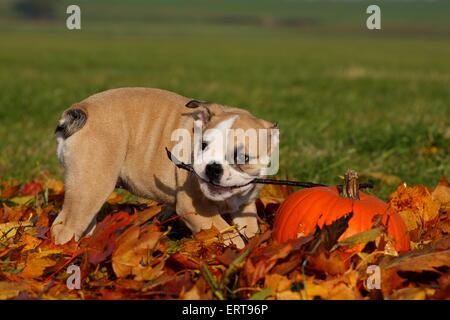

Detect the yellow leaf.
xmin=363 ymin=171 xmax=402 ymax=186
xmin=10 ymin=196 xmax=34 ymax=206
xmin=107 ymin=192 xmax=123 ymax=204
xmin=46 ymin=179 xmax=64 ymax=194
xmin=0 ymin=281 xmax=27 ymax=299
xmin=19 ymin=252 xmax=58 ymax=278
xmin=0 ymin=221 xmax=33 ymax=239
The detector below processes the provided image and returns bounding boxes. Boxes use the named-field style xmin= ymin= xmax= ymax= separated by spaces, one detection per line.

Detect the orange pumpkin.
xmin=273 ymin=170 xmax=410 ymax=252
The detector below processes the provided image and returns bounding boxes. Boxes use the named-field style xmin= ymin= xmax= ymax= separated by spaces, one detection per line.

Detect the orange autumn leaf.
xmin=0 ymin=183 xmax=20 ymax=199
xmin=432 ymin=176 xmax=450 ymax=211
xmin=112 ymin=224 xmax=166 ymax=280
xmin=19 ymin=251 xmax=60 ymax=278
xmin=389 ymin=183 xmax=440 ymax=230
xmin=137 ymin=204 xmax=162 ymax=224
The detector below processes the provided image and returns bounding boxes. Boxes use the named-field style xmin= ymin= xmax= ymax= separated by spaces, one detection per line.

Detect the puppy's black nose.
xmin=205 ymin=162 xmax=223 ymax=182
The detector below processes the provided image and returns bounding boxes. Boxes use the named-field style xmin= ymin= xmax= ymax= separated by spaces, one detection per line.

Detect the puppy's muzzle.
xmin=205 ymin=162 xmax=223 ymax=183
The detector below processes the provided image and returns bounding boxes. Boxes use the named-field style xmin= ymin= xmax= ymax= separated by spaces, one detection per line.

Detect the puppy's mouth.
xmin=199 ymin=179 xmax=251 ymax=200
xmin=203 ymin=181 xmax=235 ymax=193
xmin=198 ymin=174 xmax=250 ymax=190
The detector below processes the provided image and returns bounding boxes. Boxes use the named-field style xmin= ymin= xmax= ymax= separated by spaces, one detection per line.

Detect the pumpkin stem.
xmin=342 ymin=169 xmax=360 ymax=200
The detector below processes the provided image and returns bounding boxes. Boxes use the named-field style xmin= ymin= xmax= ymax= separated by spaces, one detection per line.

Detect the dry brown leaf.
xmin=390 ymin=287 xmax=435 ymax=300
xmin=137 ymin=204 xmax=162 ymax=224
xmin=432 ymin=176 xmax=450 ymax=211
xmin=112 ymin=224 xmax=166 ymax=280
xmin=258 ymin=183 xmax=294 ymax=207
xmin=389 ymin=183 xmax=440 ymax=231
xmin=0 ymin=281 xmax=28 ymax=299
xmin=308 ymin=251 xmax=347 ymax=276
xmin=381 ymin=250 xmax=450 ymax=295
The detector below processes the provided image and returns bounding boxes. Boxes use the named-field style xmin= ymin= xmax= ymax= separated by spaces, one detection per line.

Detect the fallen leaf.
xmin=363 ymin=172 xmax=402 ymax=186
xmin=389 ymin=184 xmax=440 ymax=235
xmin=264 ymin=274 xmax=292 ymax=292
xmin=0 ymin=221 xmax=33 ymax=239
xmin=22 ymin=182 xmax=43 ymax=196
xmin=0 ymin=281 xmax=27 ymax=299
xmin=249 ymin=288 xmax=273 ymax=300
xmin=308 ymin=251 xmax=347 ymax=276
xmin=46 ymin=179 xmax=64 ymax=195
xmin=19 ymin=251 xmax=59 ymax=278
xmin=432 ymin=176 xmax=450 ymax=211
xmin=112 ymin=224 xmax=166 ymax=280
xmin=107 ymin=192 xmax=123 ymax=205
xmin=258 ymin=183 xmax=294 ymax=207
xmin=390 ymin=287 xmax=435 ymax=300
xmin=82 ymin=211 xmax=136 ymax=265
xmin=0 ymin=184 xmax=20 ymax=199
xmin=137 ymin=204 xmax=162 ymax=224
xmin=334 ymin=227 xmax=384 ymax=250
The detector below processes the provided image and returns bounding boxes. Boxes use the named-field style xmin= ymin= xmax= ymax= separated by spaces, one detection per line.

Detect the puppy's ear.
xmin=185 ymin=99 xmax=208 ymax=109
xmin=261 ymin=120 xmax=278 ymax=129
xmin=184 ymin=99 xmax=213 ymax=123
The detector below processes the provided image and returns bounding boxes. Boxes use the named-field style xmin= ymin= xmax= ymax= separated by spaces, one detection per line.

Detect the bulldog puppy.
xmin=51 ymin=88 xmax=279 ymax=248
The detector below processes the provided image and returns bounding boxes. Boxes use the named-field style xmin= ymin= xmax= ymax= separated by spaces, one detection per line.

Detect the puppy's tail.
xmin=55 ymin=108 xmax=87 ymax=139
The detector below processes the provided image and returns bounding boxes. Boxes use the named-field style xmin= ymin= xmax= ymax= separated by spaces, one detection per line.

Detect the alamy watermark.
xmin=366 ymin=265 xmax=381 ymax=290
xmin=66 ymin=5 xmax=81 ymax=30
xmin=66 ymin=264 xmax=81 ymax=290
xmin=367 ymin=5 xmax=381 ymax=30
xmin=66 ymin=4 xmax=382 ymax=31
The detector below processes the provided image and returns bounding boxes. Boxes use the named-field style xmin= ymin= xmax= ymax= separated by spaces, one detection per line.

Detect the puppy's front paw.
xmin=51 ymin=222 xmax=79 ymax=245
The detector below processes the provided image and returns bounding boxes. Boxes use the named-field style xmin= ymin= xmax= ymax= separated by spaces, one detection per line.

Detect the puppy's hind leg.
xmin=51 ymin=130 xmax=125 ymax=245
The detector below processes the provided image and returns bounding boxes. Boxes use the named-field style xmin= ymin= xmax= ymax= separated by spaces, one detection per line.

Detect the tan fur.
xmin=51 ymin=88 xmax=275 ymax=248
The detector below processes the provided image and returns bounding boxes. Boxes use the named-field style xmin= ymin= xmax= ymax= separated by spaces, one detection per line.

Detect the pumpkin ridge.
xmin=274 ymin=188 xmax=326 ymax=241
xmin=296 ymin=190 xmax=336 ymax=235
xmin=317 ymin=192 xmax=347 ymax=229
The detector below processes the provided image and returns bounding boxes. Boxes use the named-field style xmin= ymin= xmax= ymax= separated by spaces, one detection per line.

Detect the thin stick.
xmin=165 ymin=148 xmax=373 ymax=190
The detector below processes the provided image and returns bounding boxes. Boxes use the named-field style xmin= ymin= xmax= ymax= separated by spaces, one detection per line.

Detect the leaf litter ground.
xmin=0 ymin=174 xmax=449 ymax=300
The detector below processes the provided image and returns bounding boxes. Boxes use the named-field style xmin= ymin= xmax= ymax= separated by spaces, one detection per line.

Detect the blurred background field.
xmin=0 ymin=0 xmax=449 ymax=198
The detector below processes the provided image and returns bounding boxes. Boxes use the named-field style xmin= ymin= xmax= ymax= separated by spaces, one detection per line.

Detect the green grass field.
xmin=1 ymin=0 xmax=449 ymax=198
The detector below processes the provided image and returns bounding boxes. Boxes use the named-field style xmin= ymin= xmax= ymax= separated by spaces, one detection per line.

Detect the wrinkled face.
xmin=191 ymin=107 xmax=279 ymax=202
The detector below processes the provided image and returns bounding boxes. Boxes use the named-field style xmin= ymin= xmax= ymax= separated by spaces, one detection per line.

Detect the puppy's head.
xmin=186 ymin=100 xmax=279 ymax=202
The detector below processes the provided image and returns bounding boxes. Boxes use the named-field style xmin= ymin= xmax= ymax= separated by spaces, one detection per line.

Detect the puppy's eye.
xmin=234 ymin=151 xmax=250 ymax=164
xmin=201 ymin=142 xmax=208 ymax=151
